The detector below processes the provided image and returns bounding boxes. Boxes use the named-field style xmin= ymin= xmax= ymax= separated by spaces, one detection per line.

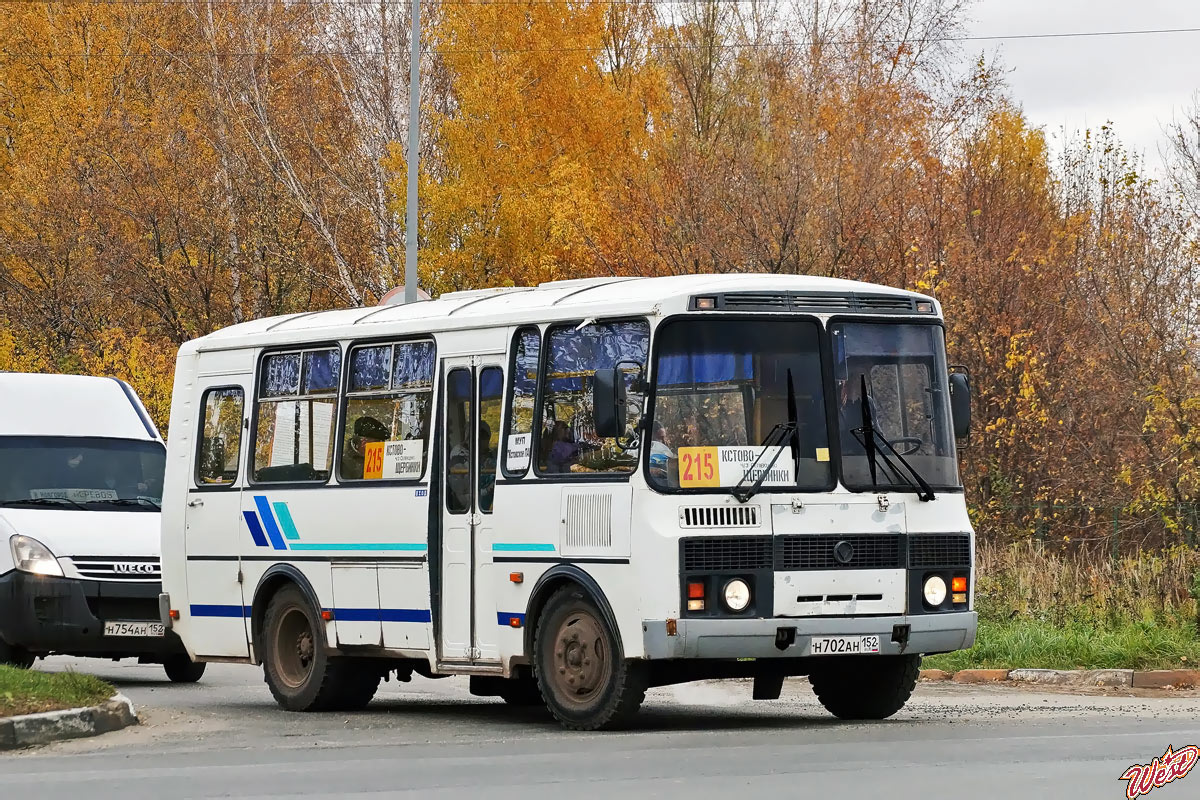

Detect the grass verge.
xmin=923 ymin=618 xmax=1200 ymax=673
xmin=0 ymin=666 xmax=114 ymax=718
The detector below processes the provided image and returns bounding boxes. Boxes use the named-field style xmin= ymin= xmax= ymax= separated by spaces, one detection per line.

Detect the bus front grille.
xmin=908 ymin=534 xmax=971 ymax=568
xmin=774 ymin=534 xmax=904 ymax=570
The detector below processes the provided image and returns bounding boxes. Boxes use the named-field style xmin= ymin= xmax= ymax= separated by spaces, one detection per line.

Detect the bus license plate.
xmin=809 ymin=635 xmax=880 ymax=655
xmin=103 ymin=621 xmax=165 ymax=638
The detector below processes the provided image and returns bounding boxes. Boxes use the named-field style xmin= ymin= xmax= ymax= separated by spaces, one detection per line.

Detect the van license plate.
xmin=103 ymin=621 xmax=165 ymax=638
xmin=809 ymin=635 xmax=880 ymax=655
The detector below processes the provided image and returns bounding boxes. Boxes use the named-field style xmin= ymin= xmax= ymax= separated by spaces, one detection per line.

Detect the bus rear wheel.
xmin=809 ymin=653 xmax=921 ymax=720
xmin=533 ymin=585 xmax=646 ymax=731
xmin=262 ymin=585 xmax=367 ymax=712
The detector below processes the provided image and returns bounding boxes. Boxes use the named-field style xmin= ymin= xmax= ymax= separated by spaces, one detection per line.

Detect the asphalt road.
xmin=3 ymin=657 xmax=1200 ymax=799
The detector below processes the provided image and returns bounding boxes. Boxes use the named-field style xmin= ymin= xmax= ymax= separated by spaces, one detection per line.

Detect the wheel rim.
xmin=274 ymin=606 xmax=316 ymax=689
xmin=548 ymin=608 xmax=612 ymax=710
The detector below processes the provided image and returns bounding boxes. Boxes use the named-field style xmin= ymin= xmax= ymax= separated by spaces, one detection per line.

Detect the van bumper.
xmin=642 ymin=611 xmax=977 ymax=660
xmin=0 ymin=570 xmax=187 ymax=660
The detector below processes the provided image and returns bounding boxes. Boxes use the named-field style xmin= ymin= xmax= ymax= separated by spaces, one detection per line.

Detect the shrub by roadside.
xmin=0 ymin=666 xmax=114 ymax=718
xmin=923 ymin=618 xmax=1200 ymax=672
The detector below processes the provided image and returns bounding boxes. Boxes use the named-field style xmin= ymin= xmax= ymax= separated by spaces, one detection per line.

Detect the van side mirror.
xmin=592 ymin=368 xmax=627 ymax=439
xmin=949 ymin=371 xmax=971 ymax=440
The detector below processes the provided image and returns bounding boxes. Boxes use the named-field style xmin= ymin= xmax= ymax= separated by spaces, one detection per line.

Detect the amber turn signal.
xmin=687 ymin=581 xmax=705 ymax=599
xmin=168 ymin=609 xmax=180 ymax=620
xmin=509 ymin=572 xmax=524 ymax=584
xmin=321 ymin=610 xmax=334 ymax=621
xmin=509 ymin=616 xmax=523 ymax=628
xmin=951 ymin=577 xmax=968 ymax=593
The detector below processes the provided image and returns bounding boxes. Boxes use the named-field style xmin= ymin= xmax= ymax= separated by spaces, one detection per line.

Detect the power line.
xmin=0 ymin=25 xmax=1197 ymax=57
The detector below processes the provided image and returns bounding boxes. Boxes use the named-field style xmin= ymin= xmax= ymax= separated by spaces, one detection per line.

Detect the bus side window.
xmin=197 ymin=388 xmax=244 ymax=486
xmin=503 ymin=327 xmax=540 ymax=477
xmin=537 ymin=319 xmax=649 ymax=475
xmin=253 ymin=348 xmax=341 ymax=483
xmin=339 ymin=340 xmax=435 ymax=482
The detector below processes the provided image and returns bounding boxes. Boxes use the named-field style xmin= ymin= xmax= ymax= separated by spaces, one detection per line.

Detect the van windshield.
xmin=0 ymin=437 xmax=165 ymax=511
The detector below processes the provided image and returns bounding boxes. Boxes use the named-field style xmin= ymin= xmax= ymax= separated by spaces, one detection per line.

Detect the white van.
xmin=0 ymin=373 xmax=203 ymax=681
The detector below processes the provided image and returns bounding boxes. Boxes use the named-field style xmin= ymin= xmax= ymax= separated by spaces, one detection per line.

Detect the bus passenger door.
xmin=439 ymin=357 xmax=503 ymax=665
xmin=185 ymin=378 xmax=251 ymax=658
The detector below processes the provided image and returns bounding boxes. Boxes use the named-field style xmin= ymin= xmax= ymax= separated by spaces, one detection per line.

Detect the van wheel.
xmin=261 ymin=585 xmax=349 ymax=711
xmin=163 ymin=655 xmax=206 ymax=683
xmin=809 ymin=654 xmax=921 ymax=720
xmin=533 ymin=585 xmax=646 ymax=731
xmin=0 ymin=637 xmax=34 ymax=669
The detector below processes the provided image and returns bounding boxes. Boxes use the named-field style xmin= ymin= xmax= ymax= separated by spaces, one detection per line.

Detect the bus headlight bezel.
xmin=9 ymin=534 xmax=64 ymax=577
xmin=722 ymin=578 xmax=751 ymax=612
xmin=922 ymin=575 xmax=948 ymax=607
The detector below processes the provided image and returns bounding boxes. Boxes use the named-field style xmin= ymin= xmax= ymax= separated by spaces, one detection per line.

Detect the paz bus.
xmin=158 ymin=274 xmax=976 ymax=730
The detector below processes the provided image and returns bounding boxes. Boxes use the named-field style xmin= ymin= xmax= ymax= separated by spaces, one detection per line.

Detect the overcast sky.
xmin=966 ymin=0 xmax=1200 ymax=173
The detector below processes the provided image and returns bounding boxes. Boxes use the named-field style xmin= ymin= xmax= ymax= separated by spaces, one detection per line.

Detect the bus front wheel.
xmin=533 ymin=585 xmax=646 ymax=731
xmin=261 ymin=585 xmax=377 ymax=711
xmin=808 ymin=653 xmax=921 ymax=720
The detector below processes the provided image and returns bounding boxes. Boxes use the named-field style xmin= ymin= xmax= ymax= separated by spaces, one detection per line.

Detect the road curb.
xmin=0 ymin=694 xmax=138 ymax=751
xmin=920 ymin=668 xmax=1200 ymax=689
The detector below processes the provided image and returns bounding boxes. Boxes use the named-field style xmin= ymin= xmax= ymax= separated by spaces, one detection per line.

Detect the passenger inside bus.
xmin=544 ymin=420 xmax=581 ymax=473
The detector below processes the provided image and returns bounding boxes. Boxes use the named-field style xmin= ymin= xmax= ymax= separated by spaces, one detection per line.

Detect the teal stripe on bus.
xmin=273 ymin=502 xmax=301 ymax=541
xmin=492 ymin=542 xmax=556 ymax=552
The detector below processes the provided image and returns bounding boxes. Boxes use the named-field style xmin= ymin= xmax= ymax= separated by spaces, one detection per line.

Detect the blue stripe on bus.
xmin=333 ymin=608 xmax=432 ymax=623
xmin=288 ymin=542 xmax=427 ymax=552
xmin=273 ymin=502 xmax=302 ymax=540
xmin=253 ymin=495 xmax=287 ymax=550
xmin=190 ymin=604 xmax=250 ymax=618
xmin=497 ymin=612 xmax=526 ymax=626
xmin=242 ymin=511 xmax=269 ymax=548
xmin=492 ymin=543 xmax=556 ymax=552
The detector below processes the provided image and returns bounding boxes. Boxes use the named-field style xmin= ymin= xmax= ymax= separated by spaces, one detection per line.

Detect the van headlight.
xmin=10 ymin=535 xmax=64 ymax=577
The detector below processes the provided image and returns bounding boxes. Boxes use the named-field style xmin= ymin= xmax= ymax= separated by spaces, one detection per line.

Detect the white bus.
xmin=160 ymin=274 xmax=976 ymax=730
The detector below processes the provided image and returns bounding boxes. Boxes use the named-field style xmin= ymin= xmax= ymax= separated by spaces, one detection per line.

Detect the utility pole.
xmin=403 ymin=0 xmax=421 ymax=303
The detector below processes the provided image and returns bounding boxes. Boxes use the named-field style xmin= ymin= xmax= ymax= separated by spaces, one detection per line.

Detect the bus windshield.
xmin=831 ymin=321 xmax=959 ymax=491
xmin=0 ymin=436 xmax=165 ymax=511
xmin=647 ymin=318 xmax=833 ymax=492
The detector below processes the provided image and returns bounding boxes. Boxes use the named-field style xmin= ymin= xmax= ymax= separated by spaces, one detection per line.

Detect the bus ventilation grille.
xmin=563 ymin=492 xmax=613 ymax=549
xmin=682 ymin=536 xmax=773 ymax=571
xmin=908 ymin=534 xmax=971 ymax=568
xmin=679 ymin=505 xmax=761 ymax=529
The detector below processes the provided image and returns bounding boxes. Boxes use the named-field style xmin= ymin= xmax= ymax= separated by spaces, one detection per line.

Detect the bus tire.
xmin=809 ymin=653 xmax=921 ymax=720
xmin=0 ymin=636 xmax=34 ymax=669
xmin=261 ymin=585 xmax=347 ymax=712
xmin=335 ymin=663 xmax=382 ymax=711
xmin=533 ymin=584 xmax=646 ymax=731
xmin=163 ymin=655 xmax=206 ymax=683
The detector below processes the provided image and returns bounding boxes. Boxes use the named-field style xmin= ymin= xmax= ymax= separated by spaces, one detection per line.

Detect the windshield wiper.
xmin=732 ymin=421 xmax=797 ymax=504
xmin=103 ymin=497 xmax=162 ymax=510
xmin=0 ymin=497 xmax=89 ymax=511
xmin=852 ymin=374 xmax=936 ymax=502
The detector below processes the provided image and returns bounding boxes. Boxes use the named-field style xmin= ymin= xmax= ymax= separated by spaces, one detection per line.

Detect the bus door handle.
xmin=188 ymin=498 xmax=204 ymax=508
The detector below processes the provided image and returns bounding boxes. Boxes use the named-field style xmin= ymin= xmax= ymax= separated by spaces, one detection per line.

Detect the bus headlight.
xmin=923 ymin=575 xmax=947 ymax=606
xmin=723 ymin=578 xmax=751 ymax=612
xmin=10 ymin=535 xmax=64 ymax=577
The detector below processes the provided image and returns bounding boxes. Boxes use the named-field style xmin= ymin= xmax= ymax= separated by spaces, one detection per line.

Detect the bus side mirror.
xmin=593 ymin=368 xmax=627 ymax=439
xmin=949 ymin=371 xmax=971 ymax=440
